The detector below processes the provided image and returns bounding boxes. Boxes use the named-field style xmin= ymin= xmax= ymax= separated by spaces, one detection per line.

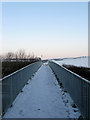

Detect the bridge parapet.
xmin=49 ymin=61 xmax=90 ymax=119
xmin=0 ymin=61 xmax=42 ymax=117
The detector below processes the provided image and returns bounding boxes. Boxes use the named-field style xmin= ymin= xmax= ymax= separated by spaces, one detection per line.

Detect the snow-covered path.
xmin=4 ymin=63 xmax=80 ymax=118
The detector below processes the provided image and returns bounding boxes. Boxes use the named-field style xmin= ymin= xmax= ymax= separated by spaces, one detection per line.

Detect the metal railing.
xmin=49 ymin=61 xmax=90 ymax=119
xmin=0 ymin=61 xmax=42 ymax=115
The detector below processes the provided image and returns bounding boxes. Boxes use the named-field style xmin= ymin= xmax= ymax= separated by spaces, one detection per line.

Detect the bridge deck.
xmin=3 ymin=63 xmax=80 ymax=118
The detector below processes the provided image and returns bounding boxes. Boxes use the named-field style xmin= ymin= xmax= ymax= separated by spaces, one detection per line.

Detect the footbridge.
xmin=0 ymin=61 xmax=90 ymax=119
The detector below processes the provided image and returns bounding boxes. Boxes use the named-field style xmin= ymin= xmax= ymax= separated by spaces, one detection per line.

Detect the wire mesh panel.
xmin=49 ymin=61 xmax=90 ymax=119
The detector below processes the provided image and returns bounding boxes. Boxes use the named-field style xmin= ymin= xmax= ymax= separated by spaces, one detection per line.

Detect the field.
xmin=53 ymin=56 xmax=88 ymax=67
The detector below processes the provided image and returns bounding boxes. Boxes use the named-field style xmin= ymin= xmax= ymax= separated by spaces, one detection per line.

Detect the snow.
xmin=3 ymin=63 xmax=81 ymax=118
xmin=52 ymin=56 xmax=88 ymax=67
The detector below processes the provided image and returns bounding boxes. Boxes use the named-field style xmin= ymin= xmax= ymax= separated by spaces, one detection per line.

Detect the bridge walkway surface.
xmin=3 ymin=63 xmax=81 ymax=118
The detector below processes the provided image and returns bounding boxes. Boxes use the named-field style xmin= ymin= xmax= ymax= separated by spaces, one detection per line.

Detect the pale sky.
xmin=2 ymin=2 xmax=88 ymax=59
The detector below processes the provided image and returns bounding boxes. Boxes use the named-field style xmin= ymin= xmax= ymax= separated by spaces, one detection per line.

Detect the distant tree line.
xmin=1 ymin=50 xmax=41 ymax=62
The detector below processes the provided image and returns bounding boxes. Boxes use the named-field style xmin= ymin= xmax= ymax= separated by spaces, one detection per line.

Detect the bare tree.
xmin=17 ymin=49 xmax=26 ymax=60
xmin=6 ymin=52 xmax=14 ymax=60
xmin=27 ymin=53 xmax=31 ymax=59
xmin=14 ymin=52 xmax=18 ymax=60
xmin=30 ymin=53 xmax=35 ymax=59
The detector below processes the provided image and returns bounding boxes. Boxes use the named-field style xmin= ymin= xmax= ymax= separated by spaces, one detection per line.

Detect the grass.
xmin=62 ymin=64 xmax=90 ymax=81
